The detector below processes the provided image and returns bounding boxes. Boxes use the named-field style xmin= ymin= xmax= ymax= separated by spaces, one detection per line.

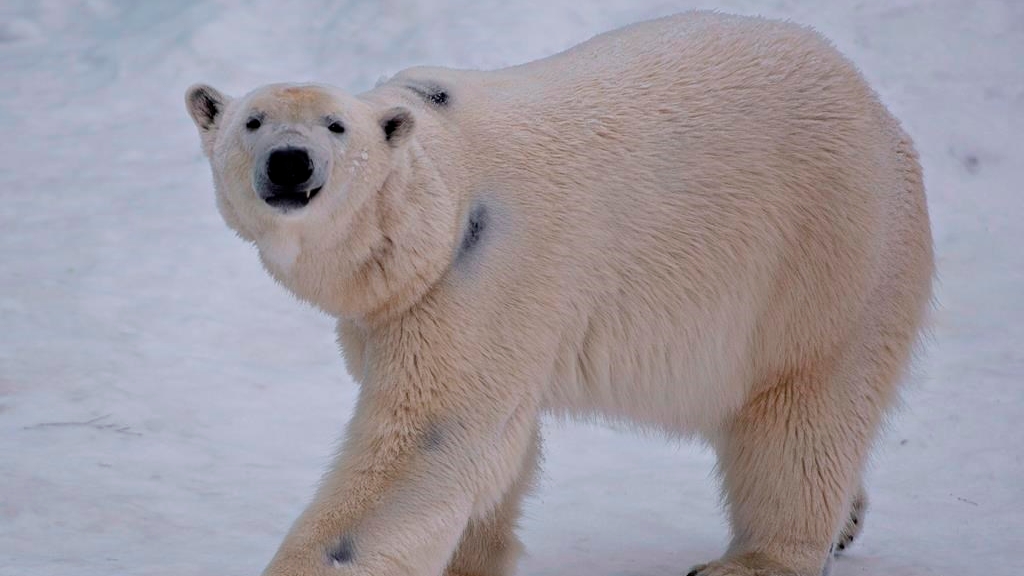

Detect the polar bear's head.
xmin=185 ymin=83 xmax=415 ymax=229
xmin=185 ymin=82 xmax=459 ymax=318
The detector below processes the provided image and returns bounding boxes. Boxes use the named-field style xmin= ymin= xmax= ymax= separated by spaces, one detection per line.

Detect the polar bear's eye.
xmin=245 ymin=117 xmax=262 ymax=131
xmin=328 ymin=121 xmax=345 ymax=134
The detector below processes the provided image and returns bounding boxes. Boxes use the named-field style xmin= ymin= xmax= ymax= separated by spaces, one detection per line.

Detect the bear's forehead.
xmin=247 ymin=85 xmax=339 ymax=116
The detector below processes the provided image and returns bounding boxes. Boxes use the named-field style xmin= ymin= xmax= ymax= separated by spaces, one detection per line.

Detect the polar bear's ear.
xmin=380 ymin=107 xmax=415 ymax=148
xmin=185 ymin=84 xmax=230 ymax=132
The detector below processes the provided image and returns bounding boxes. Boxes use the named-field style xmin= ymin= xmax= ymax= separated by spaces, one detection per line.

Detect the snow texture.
xmin=1 ymin=1 xmax=1021 ymax=575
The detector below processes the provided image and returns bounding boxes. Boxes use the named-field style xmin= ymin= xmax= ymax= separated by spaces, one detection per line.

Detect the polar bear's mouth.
xmin=264 ymin=186 xmax=323 ymax=211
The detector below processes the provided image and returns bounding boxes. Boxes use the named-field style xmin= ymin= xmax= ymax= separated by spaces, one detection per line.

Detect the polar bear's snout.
xmin=254 ymin=145 xmax=327 ymax=211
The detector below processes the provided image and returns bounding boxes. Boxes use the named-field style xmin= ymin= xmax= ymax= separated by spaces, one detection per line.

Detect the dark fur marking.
xmin=458 ymin=204 xmax=488 ymax=258
xmin=406 ymin=83 xmax=450 ymax=107
xmin=328 ymin=535 xmax=355 ymax=564
xmin=423 ymin=421 xmax=444 ymax=451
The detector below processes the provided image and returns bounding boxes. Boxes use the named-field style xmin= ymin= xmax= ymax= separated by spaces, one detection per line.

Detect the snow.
xmin=1 ymin=1 xmax=1021 ymax=575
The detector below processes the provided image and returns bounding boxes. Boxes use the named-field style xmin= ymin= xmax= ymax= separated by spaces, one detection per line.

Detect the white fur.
xmin=186 ymin=11 xmax=933 ymax=576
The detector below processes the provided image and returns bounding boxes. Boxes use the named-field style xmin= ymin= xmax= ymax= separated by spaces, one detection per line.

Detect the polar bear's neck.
xmin=352 ymin=144 xmax=462 ymax=321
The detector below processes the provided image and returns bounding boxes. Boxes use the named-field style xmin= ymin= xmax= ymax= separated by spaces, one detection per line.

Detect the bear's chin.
xmin=255 ymin=227 xmax=302 ymax=279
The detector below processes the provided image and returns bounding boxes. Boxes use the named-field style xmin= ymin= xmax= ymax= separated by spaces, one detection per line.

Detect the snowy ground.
xmin=1 ymin=1 xmax=1022 ymax=575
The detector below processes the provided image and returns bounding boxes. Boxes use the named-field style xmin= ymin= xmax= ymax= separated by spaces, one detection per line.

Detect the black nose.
xmin=267 ymin=148 xmax=313 ymax=187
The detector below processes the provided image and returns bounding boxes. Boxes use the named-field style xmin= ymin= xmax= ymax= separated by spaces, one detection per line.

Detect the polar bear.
xmin=185 ymin=11 xmax=933 ymax=576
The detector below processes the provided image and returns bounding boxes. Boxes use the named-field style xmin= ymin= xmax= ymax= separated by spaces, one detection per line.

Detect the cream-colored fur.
xmin=185 ymin=11 xmax=933 ymax=576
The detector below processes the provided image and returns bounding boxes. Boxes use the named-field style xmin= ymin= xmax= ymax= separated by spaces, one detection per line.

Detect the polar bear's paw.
xmin=834 ymin=488 xmax=868 ymax=556
xmin=686 ymin=552 xmax=814 ymax=576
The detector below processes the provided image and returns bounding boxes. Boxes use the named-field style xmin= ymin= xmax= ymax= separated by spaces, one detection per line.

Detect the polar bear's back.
xmin=388 ymin=12 xmax=932 ymax=429
xmin=458 ymin=11 xmax=913 ymax=235
xmin=463 ymin=11 xmax=927 ymax=305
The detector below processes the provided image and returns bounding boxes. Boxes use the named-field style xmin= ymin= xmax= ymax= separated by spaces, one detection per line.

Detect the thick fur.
xmin=186 ymin=11 xmax=933 ymax=576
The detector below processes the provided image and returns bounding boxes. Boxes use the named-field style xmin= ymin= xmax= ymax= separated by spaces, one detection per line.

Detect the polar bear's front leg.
xmin=445 ymin=426 xmax=540 ymax=576
xmin=262 ymin=318 xmax=542 ymax=576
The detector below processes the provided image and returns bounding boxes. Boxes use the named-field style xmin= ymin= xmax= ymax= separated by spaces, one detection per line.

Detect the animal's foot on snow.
xmin=686 ymin=551 xmax=820 ymax=576
xmin=834 ymin=487 xmax=868 ymax=555
xmin=686 ymin=563 xmax=796 ymax=576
